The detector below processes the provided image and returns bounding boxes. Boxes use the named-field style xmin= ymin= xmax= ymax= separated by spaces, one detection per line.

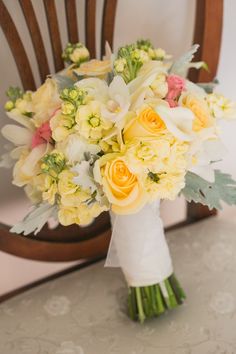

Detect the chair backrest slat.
xmin=187 ymin=0 xmax=223 ymax=222
xmin=189 ymin=0 xmax=223 ymax=83
xmin=19 ymin=0 xmax=50 ymax=83
xmin=43 ymin=0 xmax=64 ymax=72
xmin=101 ymin=0 xmax=117 ymax=57
xmin=64 ymin=0 xmax=79 ymax=43
xmin=0 ymin=0 xmax=36 ymax=90
xmin=85 ymin=0 xmax=96 ymax=58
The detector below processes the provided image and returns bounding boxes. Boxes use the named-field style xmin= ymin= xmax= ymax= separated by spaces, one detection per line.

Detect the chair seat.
xmin=0 ymin=217 xmax=236 ymax=354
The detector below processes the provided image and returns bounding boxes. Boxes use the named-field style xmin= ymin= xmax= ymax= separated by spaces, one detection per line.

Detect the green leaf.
xmin=181 ymin=170 xmax=236 ymax=210
xmin=6 ymin=86 xmax=23 ymax=102
xmin=169 ymin=44 xmax=199 ymax=77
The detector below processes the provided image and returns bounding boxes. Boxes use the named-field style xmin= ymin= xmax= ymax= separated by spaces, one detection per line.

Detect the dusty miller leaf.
xmin=10 ymin=203 xmax=58 ymax=236
xmin=53 ymin=74 xmax=75 ymax=91
xmin=181 ymin=170 xmax=236 ymax=210
xmin=197 ymin=79 xmax=219 ymax=94
xmin=169 ymin=44 xmax=199 ymax=77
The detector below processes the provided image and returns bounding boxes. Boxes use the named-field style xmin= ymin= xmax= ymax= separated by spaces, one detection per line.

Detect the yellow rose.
xmin=32 ymin=78 xmax=61 ymax=127
xmin=182 ymin=94 xmax=214 ymax=132
xmin=124 ymin=107 xmax=166 ymax=142
xmin=94 ymin=154 xmax=146 ymax=214
xmin=73 ymin=59 xmax=112 ymax=78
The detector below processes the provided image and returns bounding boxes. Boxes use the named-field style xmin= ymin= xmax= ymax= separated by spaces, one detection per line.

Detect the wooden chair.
xmin=0 ymin=0 xmax=223 ymax=263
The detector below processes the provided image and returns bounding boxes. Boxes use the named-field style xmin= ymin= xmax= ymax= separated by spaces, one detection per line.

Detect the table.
xmin=0 ymin=217 xmax=236 ymax=354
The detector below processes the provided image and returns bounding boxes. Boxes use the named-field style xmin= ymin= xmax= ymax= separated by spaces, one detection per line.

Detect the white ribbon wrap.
xmin=106 ymin=200 xmax=173 ymax=287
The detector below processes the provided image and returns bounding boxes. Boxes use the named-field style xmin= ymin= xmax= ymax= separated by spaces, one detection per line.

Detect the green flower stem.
xmin=135 ymin=287 xmax=146 ymax=323
xmin=155 ymin=284 xmax=165 ymax=314
xmin=164 ymin=279 xmax=178 ymax=308
xmin=127 ymin=273 xmax=186 ymax=323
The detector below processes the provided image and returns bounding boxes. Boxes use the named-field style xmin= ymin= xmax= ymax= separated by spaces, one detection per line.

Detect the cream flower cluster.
xmin=2 ymin=40 xmax=235 ymax=226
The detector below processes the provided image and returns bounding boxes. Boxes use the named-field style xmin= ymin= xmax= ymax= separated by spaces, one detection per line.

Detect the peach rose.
xmin=123 ymin=107 xmax=166 ymax=142
xmin=182 ymin=94 xmax=214 ymax=132
xmin=73 ymin=59 xmax=112 ymax=78
xmin=94 ymin=154 xmax=146 ymax=214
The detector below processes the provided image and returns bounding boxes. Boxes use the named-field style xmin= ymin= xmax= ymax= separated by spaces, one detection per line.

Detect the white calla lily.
xmin=1 ymin=124 xmax=32 ymax=146
xmin=188 ymin=139 xmax=227 ymax=182
xmin=6 ymin=110 xmax=35 ymax=131
xmin=101 ymin=76 xmax=130 ymax=127
xmin=155 ymin=105 xmax=194 ymax=141
xmin=21 ymin=144 xmax=48 ymax=177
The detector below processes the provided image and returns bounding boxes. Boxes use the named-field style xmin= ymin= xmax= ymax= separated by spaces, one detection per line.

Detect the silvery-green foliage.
xmin=53 ymin=74 xmax=75 ymax=91
xmin=182 ymin=170 xmax=236 ymax=210
xmin=10 ymin=203 xmax=58 ymax=235
xmin=170 ymin=44 xmax=199 ymax=77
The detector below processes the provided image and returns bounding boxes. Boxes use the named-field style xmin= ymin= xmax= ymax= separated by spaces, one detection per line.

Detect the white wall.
xmin=0 ymin=0 xmax=235 ymax=295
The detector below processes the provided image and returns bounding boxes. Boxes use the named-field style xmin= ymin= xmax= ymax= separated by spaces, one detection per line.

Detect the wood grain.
xmin=43 ymin=0 xmax=64 ymax=72
xmin=19 ymin=0 xmax=50 ymax=83
xmin=101 ymin=0 xmax=117 ymax=57
xmin=0 ymin=0 xmax=36 ymax=90
xmin=64 ymin=0 xmax=79 ymax=43
xmin=85 ymin=0 xmax=96 ymax=58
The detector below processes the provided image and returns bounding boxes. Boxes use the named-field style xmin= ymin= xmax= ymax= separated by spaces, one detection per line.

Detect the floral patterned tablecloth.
xmin=0 ymin=217 xmax=236 ymax=354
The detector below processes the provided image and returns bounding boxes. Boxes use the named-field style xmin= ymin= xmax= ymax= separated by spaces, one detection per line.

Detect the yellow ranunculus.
xmin=58 ymin=170 xmax=90 ymax=207
xmin=69 ymin=47 xmax=89 ymax=63
xmin=123 ymin=107 xmax=166 ymax=142
xmin=182 ymin=94 xmax=214 ymax=132
xmin=42 ymin=175 xmax=57 ymax=205
xmin=58 ymin=170 xmax=78 ymax=196
xmin=144 ymin=171 xmax=186 ymax=201
xmin=32 ymin=78 xmax=61 ymax=127
xmin=73 ymin=59 xmax=112 ymax=78
xmin=125 ymin=137 xmax=171 ymax=174
xmin=58 ymin=206 xmax=81 ymax=226
xmin=50 ymin=111 xmax=75 ymax=142
xmin=94 ymin=154 xmax=146 ymax=214
xmin=58 ymin=203 xmax=107 ymax=226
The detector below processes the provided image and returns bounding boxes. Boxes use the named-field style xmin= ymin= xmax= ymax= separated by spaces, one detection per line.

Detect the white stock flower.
xmin=207 ymin=93 xmax=236 ymax=120
xmin=75 ymin=77 xmax=108 ymax=102
xmin=59 ymin=134 xmax=100 ymax=164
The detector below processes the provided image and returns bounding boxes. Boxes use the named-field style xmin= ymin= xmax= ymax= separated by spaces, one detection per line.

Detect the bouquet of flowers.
xmin=1 ymin=39 xmax=236 ymax=323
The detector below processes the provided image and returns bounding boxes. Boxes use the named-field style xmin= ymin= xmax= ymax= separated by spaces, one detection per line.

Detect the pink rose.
xmin=31 ymin=121 xmax=52 ymax=148
xmin=166 ymin=74 xmax=185 ymax=107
